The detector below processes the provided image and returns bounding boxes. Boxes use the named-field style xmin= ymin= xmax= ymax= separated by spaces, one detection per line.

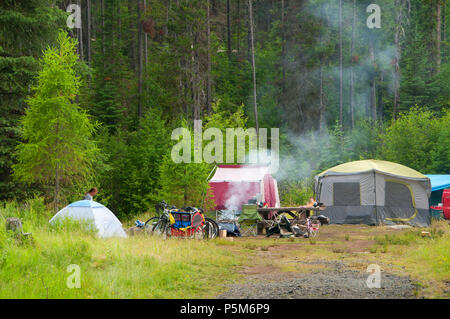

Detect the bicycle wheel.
xmin=152 ymin=219 xmax=169 ymax=239
xmin=144 ymin=216 xmax=160 ymax=235
xmin=193 ymin=225 xmax=204 ymax=240
xmin=203 ymin=217 xmax=219 ymax=239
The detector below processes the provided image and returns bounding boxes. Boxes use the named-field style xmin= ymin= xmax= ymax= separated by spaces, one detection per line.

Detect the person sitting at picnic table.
xmin=83 ymin=187 xmax=98 ymax=201
xmin=305 ymin=197 xmax=316 ymax=207
xmin=304 ymin=196 xmax=316 ymax=217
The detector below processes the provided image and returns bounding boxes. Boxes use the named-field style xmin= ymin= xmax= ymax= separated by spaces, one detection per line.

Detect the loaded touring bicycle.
xmin=146 ymin=201 xmax=218 ymax=239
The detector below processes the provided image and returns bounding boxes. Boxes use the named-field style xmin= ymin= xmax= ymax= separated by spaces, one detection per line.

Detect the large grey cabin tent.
xmin=314 ymin=160 xmax=431 ymax=226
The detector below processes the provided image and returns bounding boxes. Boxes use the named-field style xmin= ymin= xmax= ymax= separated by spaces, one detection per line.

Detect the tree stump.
xmin=6 ymin=217 xmax=22 ymax=233
xmin=6 ymin=217 xmax=32 ymax=241
xmin=127 ymin=226 xmax=145 ymax=236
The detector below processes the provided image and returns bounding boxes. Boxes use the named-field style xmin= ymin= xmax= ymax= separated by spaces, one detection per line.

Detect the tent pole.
xmin=373 ymin=171 xmax=379 ymax=225
xmin=206 ymin=165 xmax=218 ymax=181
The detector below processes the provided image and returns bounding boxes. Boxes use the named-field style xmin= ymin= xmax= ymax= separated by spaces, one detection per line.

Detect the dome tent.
xmin=49 ymin=200 xmax=127 ymax=238
xmin=314 ymin=160 xmax=431 ymax=226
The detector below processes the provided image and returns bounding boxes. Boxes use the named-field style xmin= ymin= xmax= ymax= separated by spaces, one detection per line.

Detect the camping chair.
xmin=238 ymin=204 xmax=262 ymax=237
xmin=239 ymin=219 xmax=259 ymax=236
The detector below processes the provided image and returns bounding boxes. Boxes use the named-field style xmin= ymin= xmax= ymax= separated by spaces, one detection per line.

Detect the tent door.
xmin=383 ymin=180 xmax=418 ymax=222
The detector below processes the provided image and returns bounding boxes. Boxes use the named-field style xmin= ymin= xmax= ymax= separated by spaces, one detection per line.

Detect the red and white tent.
xmin=208 ymin=165 xmax=280 ymax=211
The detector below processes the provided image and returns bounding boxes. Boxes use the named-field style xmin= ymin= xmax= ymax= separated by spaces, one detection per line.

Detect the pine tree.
xmin=88 ymin=0 xmax=134 ymax=132
xmin=399 ymin=21 xmax=433 ymax=111
xmin=13 ymin=32 xmax=98 ymax=211
xmin=159 ymin=120 xmax=212 ymax=209
xmin=99 ymin=109 xmax=169 ymax=217
xmin=0 ymin=0 xmax=65 ymax=201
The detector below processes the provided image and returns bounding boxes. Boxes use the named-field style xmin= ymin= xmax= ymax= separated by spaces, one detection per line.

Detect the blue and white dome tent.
xmin=49 ymin=200 xmax=127 ymax=238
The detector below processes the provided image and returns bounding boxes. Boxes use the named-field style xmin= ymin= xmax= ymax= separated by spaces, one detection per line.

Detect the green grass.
xmin=0 ymin=199 xmax=242 ymax=298
xmin=374 ymin=231 xmax=420 ymax=246
xmin=367 ymin=221 xmax=450 ymax=298
xmin=1 ymin=199 xmax=448 ymax=298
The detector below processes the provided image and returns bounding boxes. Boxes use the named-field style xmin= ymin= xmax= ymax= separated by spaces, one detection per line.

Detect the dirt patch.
xmin=216 ymin=225 xmax=420 ymax=298
xmin=217 ymin=260 xmax=416 ymax=299
xmin=241 ymin=264 xmax=281 ymax=275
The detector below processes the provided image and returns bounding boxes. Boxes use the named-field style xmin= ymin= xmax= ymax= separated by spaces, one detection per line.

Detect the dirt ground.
xmin=216 ymin=225 xmax=420 ymax=299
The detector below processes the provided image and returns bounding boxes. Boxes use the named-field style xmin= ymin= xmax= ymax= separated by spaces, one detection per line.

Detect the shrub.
xmin=379 ymin=106 xmax=443 ymax=173
xmin=374 ymin=232 xmax=419 ymax=246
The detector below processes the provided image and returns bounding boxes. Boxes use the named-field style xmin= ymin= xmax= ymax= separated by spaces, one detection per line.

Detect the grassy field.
xmin=0 ymin=199 xmax=243 ymax=298
xmin=0 ymin=198 xmax=448 ymax=298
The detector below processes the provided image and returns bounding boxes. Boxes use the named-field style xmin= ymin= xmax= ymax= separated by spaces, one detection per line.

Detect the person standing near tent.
xmin=83 ymin=187 xmax=98 ymax=201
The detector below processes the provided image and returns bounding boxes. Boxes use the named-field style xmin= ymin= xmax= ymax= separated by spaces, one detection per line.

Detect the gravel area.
xmin=217 ymin=260 xmax=416 ymax=299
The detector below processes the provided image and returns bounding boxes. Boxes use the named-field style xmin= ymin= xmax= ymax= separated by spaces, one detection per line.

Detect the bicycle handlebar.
xmin=158 ymin=200 xmax=203 ymax=214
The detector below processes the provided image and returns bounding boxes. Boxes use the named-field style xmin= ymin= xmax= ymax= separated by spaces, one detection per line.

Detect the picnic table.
xmin=256 ymin=206 xmax=326 ymax=230
xmin=257 ymin=206 xmax=324 ymax=218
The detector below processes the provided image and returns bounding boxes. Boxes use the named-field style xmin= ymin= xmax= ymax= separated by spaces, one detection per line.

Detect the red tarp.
xmin=208 ymin=165 xmax=279 ymax=211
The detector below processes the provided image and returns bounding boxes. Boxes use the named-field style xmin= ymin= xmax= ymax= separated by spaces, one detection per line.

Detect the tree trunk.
xmin=137 ymin=0 xmax=143 ymax=119
xmin=369 ymin=37 xmax=377 ymax=122
xmin=248 ymin=0 xmax=258 ymax=136
xmin=350 ymin=0 xmax=356 ymax=129
xmin=92 ymin=0 xmax=96 ymax=43
xmin=112 ymin=0 xmax=115 ymax=52
xmin=144 ymin=0 xmax=148 ymax=66
xmin=237 ymin=0 xmax=241 ymax=53
xmin=77 ymin=0 xmax=84 ymax=60
xmin=319 ymin=66 xmax=326 ymax=132
xmin=281 ymin=0 xmax=286 ymax=93
xmin=393 ymin=0 xmax=402 ymax=120
xmin=378 ymin=73 xmax=384 ymax=122
xmin=55 ymin=163 xmax=60 ymax=213
xmin=54 ymin=114 xmax=60 ymax=213
xmin=436 ymin=0 xmax=441 ymax=73
xmin=211 ymin=0 xmax=217 ymax=15
xmin=339 ymin=0 xmax=343 ymax=127
xmin=128 ymin=0 xmax=136 ymax=71
xmin=207 ymin=0 xmax=212 ymax=114
xmin=247 ymin=8 xmax=251 ymax=63
xmin=101 ymin=0 xmax=105 ymax=64
xmin=118 ymin=0 xmax=121 ymax=41
xmin=87 ymin=0 xmax=91 ymax=64
xmin=191 ymin=30 xmax=201 ymax=121
xmin=319 ymin=4 xmax=326 ymax=132
xmin=227 ymin=0 xmax=231 ymax=58
xmin=443 ymin=0 xmax=446 ymax=44
xmin=164 ymin=0 xmax=170 ymax=36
